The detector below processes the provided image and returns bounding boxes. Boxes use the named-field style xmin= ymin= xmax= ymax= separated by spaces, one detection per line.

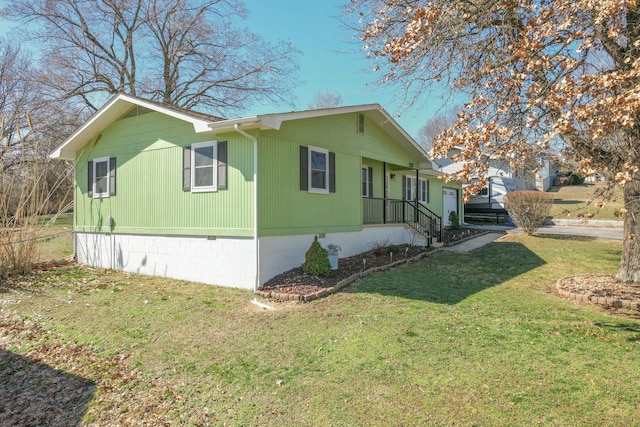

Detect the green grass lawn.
xmin=548 ymin=183 xmax=624 ymax=221
xmin=1 ymin=235 xmax=638 ymax=426
xmin=36 ymin=212 xmax=74 ymax=261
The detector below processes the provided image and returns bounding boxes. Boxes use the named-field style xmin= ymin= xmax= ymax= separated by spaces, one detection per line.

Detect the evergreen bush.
xmin=302 ymin=235 xmax=332 ymax=277
xmin=448 ymin=211 xmax=461 ymax=230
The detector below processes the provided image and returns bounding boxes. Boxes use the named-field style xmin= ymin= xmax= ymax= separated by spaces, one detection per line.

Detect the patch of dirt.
xmin=260 ymin=228 xmax=485 ymax=298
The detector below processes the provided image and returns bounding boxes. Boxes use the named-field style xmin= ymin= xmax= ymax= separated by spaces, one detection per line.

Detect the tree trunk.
xmin=616 ymin=177 xmax=640 ymax=283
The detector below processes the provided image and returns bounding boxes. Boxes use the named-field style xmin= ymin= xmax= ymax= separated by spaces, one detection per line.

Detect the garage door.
xmin=443 ymin=188 xmax=458 ymax=226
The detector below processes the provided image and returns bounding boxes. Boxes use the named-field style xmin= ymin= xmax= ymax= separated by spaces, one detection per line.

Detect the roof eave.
xmin=50 ymin=93 xmax=216 ymax=160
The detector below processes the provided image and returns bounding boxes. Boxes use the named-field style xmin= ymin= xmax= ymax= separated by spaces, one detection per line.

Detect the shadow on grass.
xmin=0 ymin=350 xmax=95 ymax=426
xmin=353 ymin=241 xmax=545 ymax=304
xmin=594 ymin=323 xmax=640 ymax=342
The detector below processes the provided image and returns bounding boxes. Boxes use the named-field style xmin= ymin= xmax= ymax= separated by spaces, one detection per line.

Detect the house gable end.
xmin=50 ymin=94 xmax=223 ymax=160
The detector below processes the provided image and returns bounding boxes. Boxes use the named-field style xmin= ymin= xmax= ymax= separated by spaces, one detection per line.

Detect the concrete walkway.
xmin=444 ymin=221 xmax=623 ymax=253
xmin=442 ymin=232 xmax=506 ymax=252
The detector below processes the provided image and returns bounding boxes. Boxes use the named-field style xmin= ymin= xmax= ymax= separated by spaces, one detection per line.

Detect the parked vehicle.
xmin=464 ymin=176 xmax=517 ymax=218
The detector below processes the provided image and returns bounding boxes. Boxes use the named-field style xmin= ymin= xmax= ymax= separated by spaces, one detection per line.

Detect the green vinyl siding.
xmin=256 ymin=112 xmax=436 ymax=237
xmin=272 ymin=113 xmax=417 ymax=167
xmin=258 ymin=134 xmax=361 ymax=236
xmin=73 ymin=108 xmax=457 ymax=239
xmin=425 ymin=178 xmax=446 ymax=219
xmin=75 ymin=112 xmax=254 ymax=236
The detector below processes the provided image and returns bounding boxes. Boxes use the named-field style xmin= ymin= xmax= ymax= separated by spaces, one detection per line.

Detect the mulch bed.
xmin=258 ymin=227 xmax=485 ymax=302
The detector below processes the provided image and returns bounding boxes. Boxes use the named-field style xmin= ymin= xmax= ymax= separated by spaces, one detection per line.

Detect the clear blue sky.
xmin=0 ymin=0 xmax=451 ymax=138
xmin=242 ymin=0 xmax=446 ymax=138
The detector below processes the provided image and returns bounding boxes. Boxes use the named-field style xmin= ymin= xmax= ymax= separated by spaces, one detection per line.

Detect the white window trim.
xmin=419 ymin=178 xmax=428 ymax=203
xmin=362 ymin=165 xmax=371 ymax=198
xmin=308 ymin=145 xmax=329 ymax=194
xmin=191 ymin=141 xmax=218 ymax=193
xmin=405 ymin=176 xmax=417 ymax=201
xmin=93 ymin=156 xmax=110 ymax=198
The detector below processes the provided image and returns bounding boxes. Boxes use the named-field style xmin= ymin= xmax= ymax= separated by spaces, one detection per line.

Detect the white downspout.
xmin=234 ymin=124 xmax=259 ymax=292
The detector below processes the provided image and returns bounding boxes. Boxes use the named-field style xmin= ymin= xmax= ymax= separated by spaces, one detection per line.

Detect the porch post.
xmin=415 ymin=168 xmax=419 ymax=220
xmin=383 ymin=162 xmax=387 ymax=224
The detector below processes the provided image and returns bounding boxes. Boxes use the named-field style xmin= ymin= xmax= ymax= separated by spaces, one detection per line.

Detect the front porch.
xmin=362 ymin=197 xmax=443 ymax=246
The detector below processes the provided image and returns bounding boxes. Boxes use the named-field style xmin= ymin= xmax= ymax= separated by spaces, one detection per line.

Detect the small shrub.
xmin=448 ymin=211 xmax=461 ymax=230
xmin=556 ymin=172 xmax=585 ymax=186
xmin=504 ymin=191 xmax=554 ymax=235
xmin=387 ymin=244 xmax=399 ymax=254
xmin=370 ymin=239 xmax=390 ymax=256
xmin=302 ymin=235 xmax=331 ymax=277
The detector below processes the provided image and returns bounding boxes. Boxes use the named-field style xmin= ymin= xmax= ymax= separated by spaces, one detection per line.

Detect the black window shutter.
xmin=402 ymin=175 xmax=407 ymax=200
xmin=109 ymin=157 xmax=116 ymax=196
xmin=427 ymin=179 xmax=430 ymax=203
xmin=217 ymin=141 xmax=227 ymax=189
xmin=87 ymin=160 xmax=94 ymax=197
xmin=299 ymin=146 xmax=308 ymax=190
xmin=367 ymin=166 xmax=373 ymax=197
xmin=329 ymin=152 xmax=336 ymax=193
xmin=183 ymin=146 xmax=191 ymax=191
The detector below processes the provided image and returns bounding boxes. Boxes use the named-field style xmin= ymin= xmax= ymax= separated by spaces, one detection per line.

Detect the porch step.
xmin=408 ymin=223 xmax=442 ymax=245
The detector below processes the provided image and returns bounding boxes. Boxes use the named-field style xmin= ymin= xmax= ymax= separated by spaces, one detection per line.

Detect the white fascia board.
xmin=50 ymin=94 xmax=214 ymax=160
xmin=374 ymin=108 xmax=430 ymax=159
xmin=207 ymin=116 xmax=263 ymax=134
xmin=205 ymin=104 xmax=385 ymax=133
xmin=118 ymin=95 xmax=212 ymax=131
xmin=419 ymin=160 xmax=440 ymax=171
xmin=50 ymin=95 xmax=131 ymax=160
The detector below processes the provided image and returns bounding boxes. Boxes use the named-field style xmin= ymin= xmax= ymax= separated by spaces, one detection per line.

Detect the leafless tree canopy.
xmin=307 ymin=90 xmax=344 ymax=109
xmin=0 ymin=38 xmax=35 ymax=161
xmin=417 ymin=106 xmax=461 ymax=153
xmin=2 ymin=0 xmax=301 ymax=117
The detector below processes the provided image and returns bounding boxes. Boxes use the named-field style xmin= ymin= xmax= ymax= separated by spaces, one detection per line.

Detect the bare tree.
xmin=1 ymin=37 xmax=77 ymax=217
xmin=3 ymin=0 xmax=301 ymax=116
xmin=417 ymin=106 xmax=461 ymax=153
xmin=0 ymin=38 xmax=35 ymax=164
xmin=307 ymin=90 xmax=344 ymax=109
xmin=351 ymin=1 xmax=640 ymax=283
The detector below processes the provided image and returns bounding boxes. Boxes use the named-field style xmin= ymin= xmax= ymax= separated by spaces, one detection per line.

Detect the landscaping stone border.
xmin=555 ymin=278 xmax=640 ymax=311
xmin=256 ymin=248 xmax=445 ymax=303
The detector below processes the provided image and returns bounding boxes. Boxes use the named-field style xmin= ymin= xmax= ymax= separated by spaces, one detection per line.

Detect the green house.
xmin=51 ymin=94 xmax=462 ymax=290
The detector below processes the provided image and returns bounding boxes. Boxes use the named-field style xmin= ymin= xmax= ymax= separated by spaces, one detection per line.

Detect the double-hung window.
xmin=182 ymin=141 xmax=227 ymax=192
xmin=88 ymin=156 xmax=116 ymax=198
xmin=192 ymin=141 xmax=217 ymax=192
xmin=310 ymin=147 xmax=329 ymax=192
xmin=404 ymin=176 xmax=417 ymax=201
xmin=362 ymin=166 xmax=372 ymax=197
xmin=300 ymin=145 xmax=335 ymax=194
xmin=419 ymin=178 xmax=429 ymax=203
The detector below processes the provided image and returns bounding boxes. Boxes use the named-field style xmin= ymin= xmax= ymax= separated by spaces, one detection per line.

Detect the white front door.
xmin=443 ymin=188 xmax=458 ymax=226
